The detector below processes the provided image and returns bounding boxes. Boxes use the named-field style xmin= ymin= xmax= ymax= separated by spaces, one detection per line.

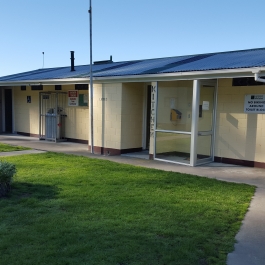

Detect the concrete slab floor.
xmin=0 ymin=134 xmax=265 ymax=265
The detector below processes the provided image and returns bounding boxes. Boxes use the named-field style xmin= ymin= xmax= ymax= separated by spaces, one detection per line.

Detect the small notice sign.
xmin=244 ymin=94 xmax=265 ymax=113
xmin=68 ymin=90 xmax=79 ymax=106
xmin=202 ymin=101 xmax=209 ymax=110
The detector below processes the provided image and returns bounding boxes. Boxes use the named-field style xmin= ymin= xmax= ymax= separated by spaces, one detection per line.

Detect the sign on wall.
xmin=79 ymin=94 xmax=88 ymax=106
xmin=68 ymin=90 xmax=79 ymax=106
xmin=202 ymin=101 xmax=209 ymax=110
xmin=150 ymin=84 xmax=156 ymax=138
xmin=244 ymin=94 xmax=265 ymax=113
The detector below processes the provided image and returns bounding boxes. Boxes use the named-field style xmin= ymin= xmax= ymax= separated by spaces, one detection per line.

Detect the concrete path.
xmin=0 ymin=149 xmax=46 ymax=157
xmin=0 ymin=134 xmax=264 ymax=265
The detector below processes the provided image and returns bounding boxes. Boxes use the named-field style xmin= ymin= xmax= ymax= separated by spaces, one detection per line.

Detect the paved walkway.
xmin=0 ymin=149 xmax=46 ymax=157
xmin=0 ymin=134 xmax=264 ymax=265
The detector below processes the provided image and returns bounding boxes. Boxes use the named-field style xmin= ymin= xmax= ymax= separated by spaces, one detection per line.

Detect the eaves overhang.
xmin=1 ymin=67 xmax=265 ymax=86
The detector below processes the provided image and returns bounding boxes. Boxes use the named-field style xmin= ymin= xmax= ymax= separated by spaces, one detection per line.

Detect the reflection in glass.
xmin=197 ymin=135 xmax=211 ymax=160
xmin=155 ymin=132 xmax=191 ymax=164
xmin=156 ymin=82 xmax=193 ymax=132
xmin=198 ymin=86 xmax=214 ymax=131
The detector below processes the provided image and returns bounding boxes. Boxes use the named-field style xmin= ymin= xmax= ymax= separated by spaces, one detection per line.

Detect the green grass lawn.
xmin=0 ymin=143 xmax=31 ymax=152
xmin=0 ymin=153 xmax=255 ymax=265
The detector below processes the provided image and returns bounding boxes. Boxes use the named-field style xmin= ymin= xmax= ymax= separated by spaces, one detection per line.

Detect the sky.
xmin=1 ymin=0 xmax=265 ymax=77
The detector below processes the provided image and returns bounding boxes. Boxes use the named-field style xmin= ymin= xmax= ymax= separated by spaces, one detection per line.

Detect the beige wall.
xmin=13 ymin=82 xmax=145 ymax=151
xmin=121 ymin=83 xmax=144 ymax=149
xmin=14 ymin=86 xmax=41 ymax=135
xmin=11 ymin=78 xmax=265 ymax=164
xmin=216 ymin=78 xmax=265 ymax=163
xmin=13 ymin=85 xmax=89 ymax=141
xmin=61 ymin=85 xmax=89 ymax=141
xmin=93 ymin=83 xmax=122 ymax=150
xmin=93 ymin=82 xmax=145 ymax=151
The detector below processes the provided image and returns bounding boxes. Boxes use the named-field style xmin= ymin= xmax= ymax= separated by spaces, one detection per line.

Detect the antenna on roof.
xmin=42 ymin=52 xmax=45 ymax=68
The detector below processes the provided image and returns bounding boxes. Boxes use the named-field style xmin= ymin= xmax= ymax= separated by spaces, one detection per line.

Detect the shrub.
xmin=0 ymin=161 xmax=16 ymax=197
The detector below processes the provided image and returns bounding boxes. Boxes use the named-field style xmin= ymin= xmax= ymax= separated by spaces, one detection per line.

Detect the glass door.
xmin=154 ymin=81 xmax=193 ymax=165
xmin=196 ymin=83 xmax=216 ymax=165
xmin=153 ymin=80 xmax=216 ymax=167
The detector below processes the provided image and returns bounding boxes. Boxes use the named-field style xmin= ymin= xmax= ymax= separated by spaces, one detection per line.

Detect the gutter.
xmin=1 ymin=67 xmax=265 ymax=87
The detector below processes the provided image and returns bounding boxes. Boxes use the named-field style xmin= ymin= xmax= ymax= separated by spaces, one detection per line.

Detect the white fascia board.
xmin=93 ymin=67 xmax=265 ymax=83
xmin=1 ymin=67 xmax=265 ymax=86
xmin=0 ymin=78 xmax=90 ymax=87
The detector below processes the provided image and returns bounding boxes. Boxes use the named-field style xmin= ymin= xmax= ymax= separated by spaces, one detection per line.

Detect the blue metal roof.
xmin=1 ymin=48 xmax=265 ymax=82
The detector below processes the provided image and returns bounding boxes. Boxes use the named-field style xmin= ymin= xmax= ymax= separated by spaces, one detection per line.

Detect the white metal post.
xmin=211 ymin=80 xmax=218 ymax=160
xmin=89 ymin=0 xmax=94 ymax=153
xmin=190 ymin=80 xmax=200 ymax=166
xmin=151 ymin=81 xmax=158 ymax=158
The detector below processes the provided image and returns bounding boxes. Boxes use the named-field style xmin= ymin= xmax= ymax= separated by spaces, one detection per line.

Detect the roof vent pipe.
xmin=70 ymin=51 xmax=75 ymax=71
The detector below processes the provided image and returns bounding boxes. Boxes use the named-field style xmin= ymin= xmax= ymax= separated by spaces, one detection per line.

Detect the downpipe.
xmin=254 ymin=72 xmax=265 ymax=83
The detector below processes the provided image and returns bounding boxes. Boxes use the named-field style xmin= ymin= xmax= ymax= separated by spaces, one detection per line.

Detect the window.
xmin=31 ymin=85 xmax=43 ymax=90
xmin=55 ymin=85 xmax=62 ymax=90
xmin=21 ymin=86 xmax=26 ymax=91
xmin=75 ymin=84 xmax=88 ymax=90
xmin=232 ymin=77 xmax=263 ymax=86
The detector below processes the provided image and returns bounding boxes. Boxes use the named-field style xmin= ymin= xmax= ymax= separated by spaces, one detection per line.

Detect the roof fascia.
xmin=93 ymin=67 xmax=265 ymax=83
xmin=1 ymin=67 xmax=265 ymax=86
xmin=0 ymin=79 xmax=90 ymax=87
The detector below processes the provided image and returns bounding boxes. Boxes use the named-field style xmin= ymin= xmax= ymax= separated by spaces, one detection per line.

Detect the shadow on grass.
xmin=6 ymin=182 xmax=59 ymax=200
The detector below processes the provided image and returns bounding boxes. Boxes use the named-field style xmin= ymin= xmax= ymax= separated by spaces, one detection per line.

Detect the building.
xmin=1 ymin=48 xmax=265 ymax=167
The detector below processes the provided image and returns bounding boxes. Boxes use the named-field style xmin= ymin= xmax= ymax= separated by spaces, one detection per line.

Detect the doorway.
xmin=39 ymin=91 xmax=67 ymax=142
xmin=154 ymin=80 xmax=217 ymax=166
xmin=196 ymin=83 xmax=216 ymax=165
xmin=4 ymin=89 xmax=13 ymax=133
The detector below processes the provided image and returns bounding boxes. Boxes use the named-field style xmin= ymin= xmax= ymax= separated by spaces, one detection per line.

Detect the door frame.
xmin=192 ymin=80 xmax=217 ymax=166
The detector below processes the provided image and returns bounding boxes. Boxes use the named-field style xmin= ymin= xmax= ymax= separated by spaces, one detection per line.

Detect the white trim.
xmin=190 ymin=80 xmax=200 ymax=166
xmin=195 ymin=80 xmax=217 ymax=165
xmin=212 ymin=79 xmax=219 ymax=160
xmin=1 ymin=67 xmax=265 ymax=86
xmin=155 ymin=129 xmax=191 ymax=135
xmin=155 ymin=158 xmax=192 ymax=166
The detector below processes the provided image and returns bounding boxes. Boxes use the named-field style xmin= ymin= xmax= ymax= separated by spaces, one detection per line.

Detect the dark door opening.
xmin=145 ymin=85 xmax=151 ymax=149
xmin=5 ymin=89 xmax=13 ymax=133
